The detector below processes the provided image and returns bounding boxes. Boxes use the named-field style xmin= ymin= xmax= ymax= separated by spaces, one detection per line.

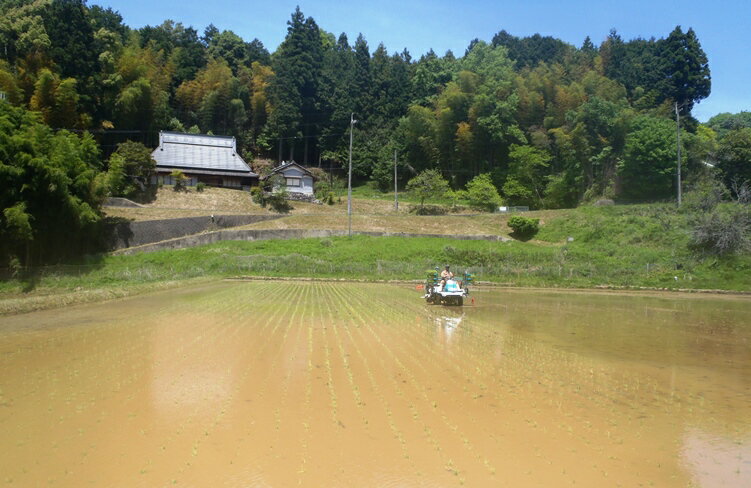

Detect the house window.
xmin=286 ymin=177 xmax=302 ymax=187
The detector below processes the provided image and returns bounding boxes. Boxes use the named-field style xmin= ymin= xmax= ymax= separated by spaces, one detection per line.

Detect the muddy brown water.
xmin=1 ymin=282 xmax=749 ymax=487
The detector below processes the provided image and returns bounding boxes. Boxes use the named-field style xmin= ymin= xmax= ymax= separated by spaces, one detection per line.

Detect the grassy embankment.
xmin=2 ymin=201 xmax=749 ymax=314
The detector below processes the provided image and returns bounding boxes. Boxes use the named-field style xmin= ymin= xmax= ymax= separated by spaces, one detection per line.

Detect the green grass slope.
xmin=2 ymin=203 xmax=749 ymax=314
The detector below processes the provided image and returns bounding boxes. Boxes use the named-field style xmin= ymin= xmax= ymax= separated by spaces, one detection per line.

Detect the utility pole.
xmin=675 ymin=102 xmax=682 ymax=206
xmin=394 ymin=149 xmax=398 ymax=211
xmin=347 ymin=113 xmax=357 ymax=236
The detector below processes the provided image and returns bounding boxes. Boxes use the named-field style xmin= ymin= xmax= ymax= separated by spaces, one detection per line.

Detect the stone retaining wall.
xmin=115 ymin=228 xmax=509 ymax=255
xmin=105 ymin=214 xmax=283 ymax=250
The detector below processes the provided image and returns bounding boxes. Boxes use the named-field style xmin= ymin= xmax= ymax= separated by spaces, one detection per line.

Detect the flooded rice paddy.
xmin=1 ymin=282 xmax=749 ymax=487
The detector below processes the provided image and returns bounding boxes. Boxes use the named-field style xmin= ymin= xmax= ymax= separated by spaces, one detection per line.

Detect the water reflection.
xmin=434 ymin=312 xmax=464 ymax=343
xmin=682 ymin=429 xmax=751 ymax=487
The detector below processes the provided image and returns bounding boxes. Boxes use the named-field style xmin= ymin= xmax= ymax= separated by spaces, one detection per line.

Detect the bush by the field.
xmin=508 ymin=216 xmax=540 ymax=240
xmin=409 ymin=204 xmax=448 ymax=215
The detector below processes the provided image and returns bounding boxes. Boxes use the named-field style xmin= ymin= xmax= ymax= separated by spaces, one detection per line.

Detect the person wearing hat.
xmin=440 ymin=265 xmax=453 ymax=290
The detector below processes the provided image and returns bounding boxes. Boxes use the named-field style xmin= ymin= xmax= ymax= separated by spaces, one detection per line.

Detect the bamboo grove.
xmin=1 ymin=0 xmax=750 ymax=265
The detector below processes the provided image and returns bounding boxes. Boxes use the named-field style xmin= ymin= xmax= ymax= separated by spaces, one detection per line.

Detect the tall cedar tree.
xmin=658 ymin=26 xmax=711 ymax=116
xmin=267 ymin=7 xmax=323 ymax=163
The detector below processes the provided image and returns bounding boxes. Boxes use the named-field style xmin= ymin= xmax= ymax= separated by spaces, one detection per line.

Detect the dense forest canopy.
xmin=1 ymin=0 xmax=749 ymax=266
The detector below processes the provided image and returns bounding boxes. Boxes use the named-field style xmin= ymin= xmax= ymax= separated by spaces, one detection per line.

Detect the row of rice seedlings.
xmin=173 ymin=284 xmax=276 ymax=477
xmin=181 ymin=281 xmax=312 ymax=483
xmin=211 ymin=282 xmax=315 ymax=485
xmin=294 ymin=284 xmax=318 ymax=480
xmin=318 ymin=283 xmax=416 ymax=468
xmin=445 ymin=297 xmax=679 ymax=474
xmin=115 ymin=281 xmax=290 ymax=482
xmin=146 ymin=285 xmax=256 ymax=479
xmin=277 ymin=282 xmax=317 ymax=485
xmin=387 ymin=292 xmax=614 ymax=451
xmin=2 ymin=297 xmax=196 ymax=485
xmin=318 ymin=283 xmax=368 ymax=426
xmin=359 ymin=286 xmax=511 ymax=478
xmin=219 ymin=282 xmax=311 ymax=476
xmin=326 ymin=283 xmax=478 ymax=481
xmin=336 ymin=284 xmax=491 ymax=481
xmin=271 ymin=282 xmax=311 ymax=435
xmin=3 ymin=286 xmax=235 ymax=484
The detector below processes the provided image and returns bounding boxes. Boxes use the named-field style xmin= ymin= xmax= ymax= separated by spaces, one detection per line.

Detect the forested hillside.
xmin=1 ymin=0 xmax=750 ymax=267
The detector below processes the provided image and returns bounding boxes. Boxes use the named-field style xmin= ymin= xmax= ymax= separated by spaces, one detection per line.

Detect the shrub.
xmin=250 ymin=186 xmax=265 ymax=205
xmin=408 ymin=204 xmax=448 ymax=215
xmin=171 ymin=170 xmax=187 ymax=192
xmin=690 ymin=207 xmax=749 ymax=255
xmin=196 ymin=182 xmax=206 ymax=193
xmin=251 ymin=181 xmax=292 ymax=213
xmin=319 ymin=191 xmax=335 ymax=205
xmin=406 ymin=169 xmax=450 ymax=208
xmin=508 ymin=215 xmax=540 ymax=240
xmin=266 ymin=192 xmax=292 ymax=213
xmin=682 ymin=176 xmax=728 ymax=213
xmin=314 ymin=178 xmax=339 ymax=205
xmin=465 ymin=174 xmax=502 ymax=212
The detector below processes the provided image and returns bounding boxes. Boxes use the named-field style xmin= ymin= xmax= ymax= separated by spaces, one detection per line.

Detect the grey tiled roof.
xmin=152 ymin=132 xmax=257 ymax=176
xmin=268 ymin=161 xmax=313 ymax=177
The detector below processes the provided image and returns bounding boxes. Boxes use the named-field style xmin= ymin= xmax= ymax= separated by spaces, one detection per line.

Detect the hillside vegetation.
xmin=4 ymin=2 xmax=750 ymax=271
xmin=2 ymin=202 xmax=749 ymax=314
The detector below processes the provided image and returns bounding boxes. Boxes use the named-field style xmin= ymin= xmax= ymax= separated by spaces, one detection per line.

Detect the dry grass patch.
xmin=240 ymin=213 xmax=507 ymax=236
xmin=143 ymin=186 xmax=258 ymax=212
xmin=104 ymin=207 xmax=249 ymax=221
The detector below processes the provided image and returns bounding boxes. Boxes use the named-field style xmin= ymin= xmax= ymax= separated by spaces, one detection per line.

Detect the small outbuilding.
xmin=151 ymin=131 xmax=257 ymax=189
xmin=266 ymin=161 xmax=315 ymax=197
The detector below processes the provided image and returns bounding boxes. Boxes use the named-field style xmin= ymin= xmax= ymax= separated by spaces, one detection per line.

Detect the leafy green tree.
xmin=0 ymin=61 xmax=23 ymax=104
xmin=42 ymin=0 xmax=99 ymax=108
xmin=0 ymin=0 xmax=52 ymax=65
xmin=491 ymin=30 xmax=572 ymax=68
xmin=111 ymin=41 xmax=173 ymax=131
xmin=207 ymin=29 xmax=247 ymax=73
xmin=406 ymin=169 xmax=450 ymax=208
xmin=503 ymin=144 xmax=551 ymax=208
xmin=398 ymin=105 xmax=438 ymax=173
xmin=707 ymin=111 xmax=751 ymax=137
xmin=88 ymin=5 xmax=128 ymax=41
xmin=245 ymin=38 xmax=270 ymax=66
xmin=139 ymin=20 xmax=205 ymax=87
xmin=411 ymin=49 xmax=456 ymax=106
xmin=716 ymin=128 xmax=751 ymax=190
xmin=619 ymin=115 xmax=677 ymax=201
xmin=102 ymin=153 xmax=127 ymax=196
xmin=352 ymin=34 xmax=373 ymax=119
xmin=0 ymin=103 xmax=104 ymax=266
xmin=108 ymin=140 xmax=156 ymax=197
xmin=465 ymin=173 xmax=502 ymax=211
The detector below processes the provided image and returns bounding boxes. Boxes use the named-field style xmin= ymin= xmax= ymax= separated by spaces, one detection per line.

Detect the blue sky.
xmin=100 ymin=0 xmax=750 ymax=122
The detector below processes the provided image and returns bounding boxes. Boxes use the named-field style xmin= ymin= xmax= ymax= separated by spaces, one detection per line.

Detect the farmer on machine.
xmin=440 ymin=265 xmax=454 ymax=290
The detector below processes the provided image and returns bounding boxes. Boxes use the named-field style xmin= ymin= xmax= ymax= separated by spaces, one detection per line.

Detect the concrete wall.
xmin=115 ymin=228 xmax=509 ymax=255
xmin=104 ymin=214 xmax=283 ymax=251
xmin=104 ymin=197 xmax=143 ymax=208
